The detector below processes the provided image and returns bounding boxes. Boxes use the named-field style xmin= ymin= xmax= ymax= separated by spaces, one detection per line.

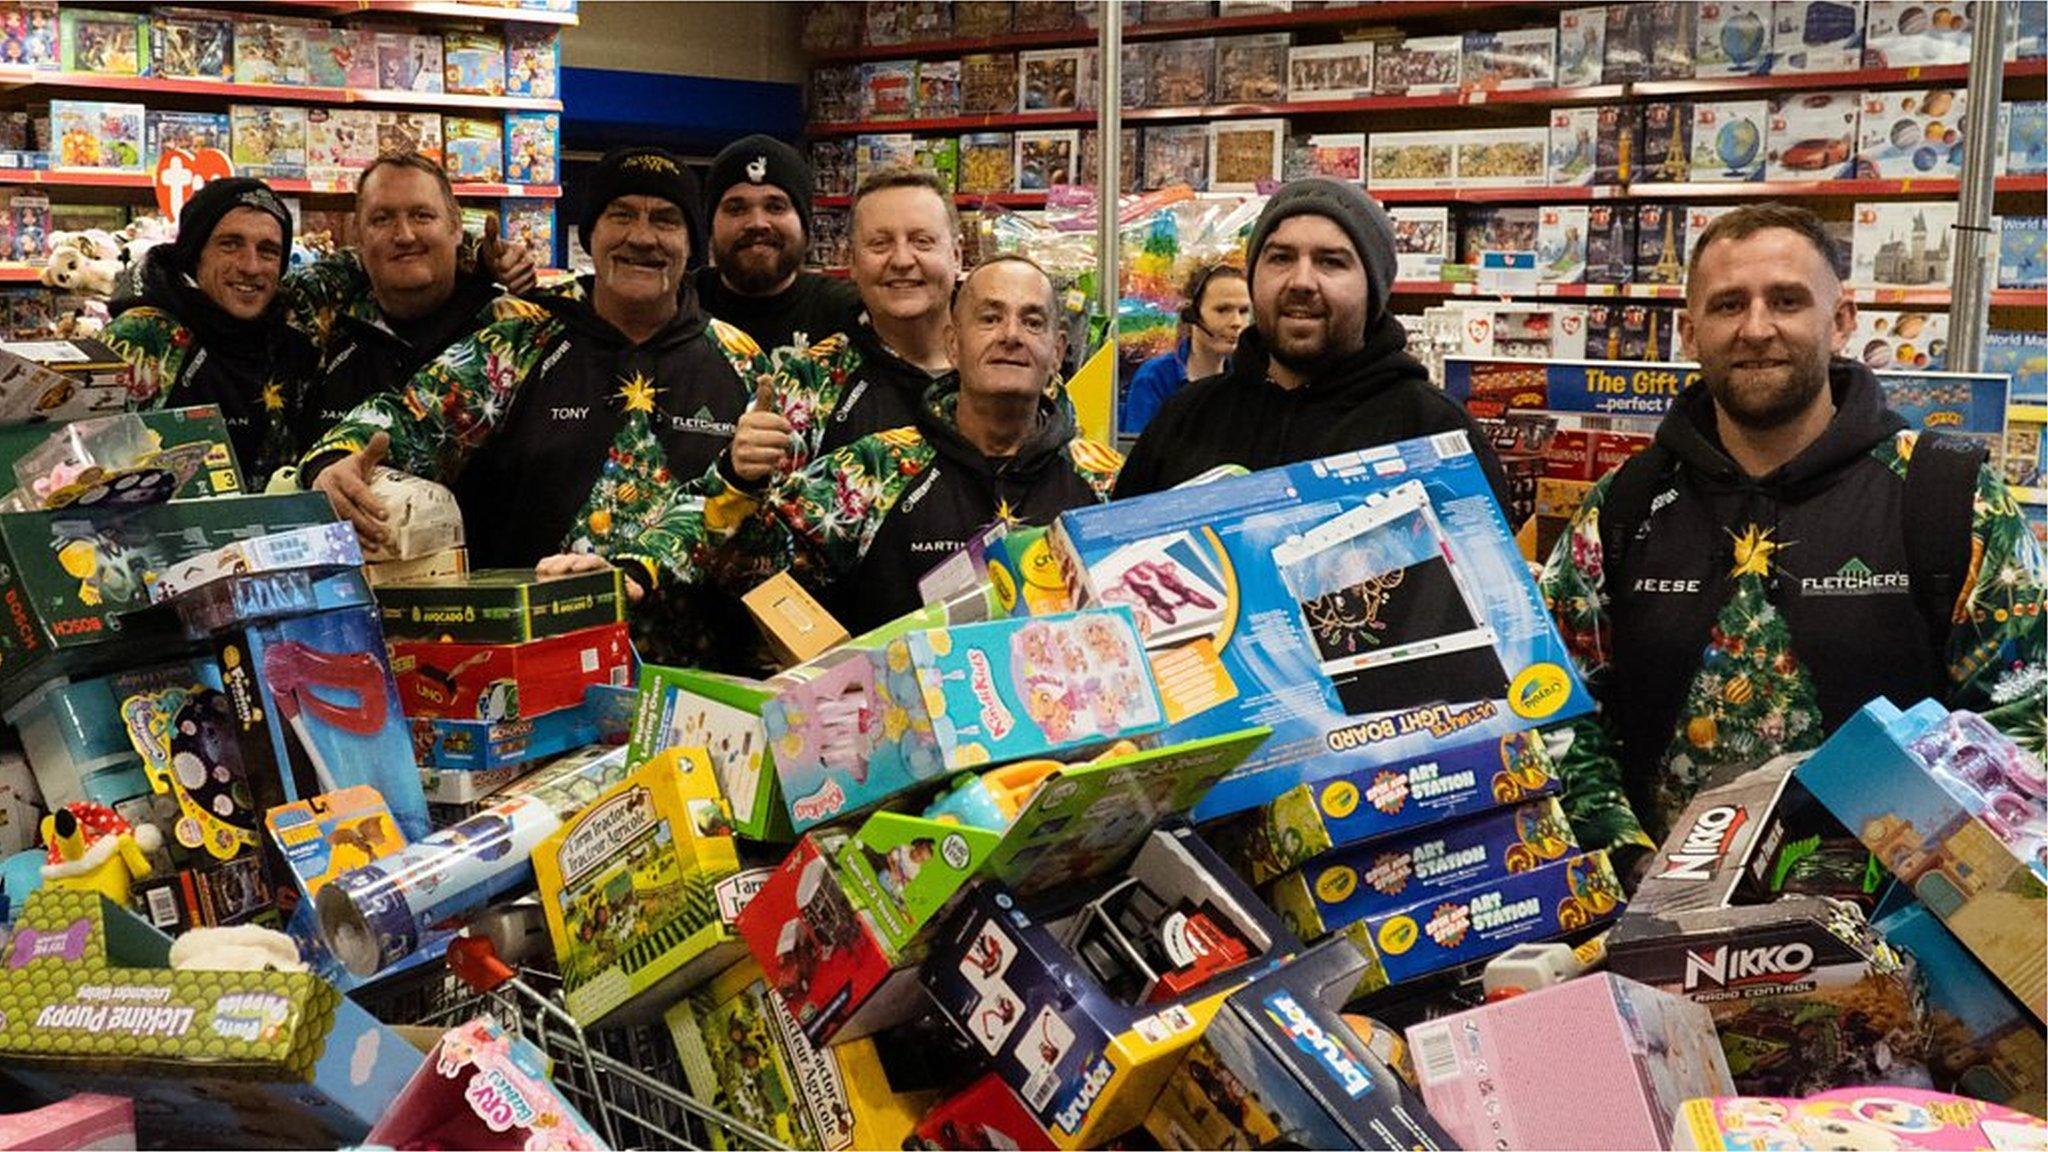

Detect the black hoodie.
xmin=1114 ymin=317 xmax=1512 ymax=510
xmin=692 ymin=266 xmax=859 ymax=353
xmin=816 ymin=317 xmax=945 ymax=455
xmin=1598 ymin=358 xmax=1940 ymax=811
xmin=294 ymin=267 xmax=504 ymax=447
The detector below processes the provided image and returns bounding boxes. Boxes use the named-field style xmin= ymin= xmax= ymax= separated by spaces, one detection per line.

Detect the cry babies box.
xmin=1050 ymin=434 xmax=1591 ymax=820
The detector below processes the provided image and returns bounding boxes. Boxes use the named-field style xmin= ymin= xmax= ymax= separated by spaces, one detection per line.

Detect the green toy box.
xmin=373 ymin=567 xmax=623 ymax=643
xmin=630 ymin=665 xmax=791 ymax=843
xmin=0 ymin=406 xmax=241 ymax=505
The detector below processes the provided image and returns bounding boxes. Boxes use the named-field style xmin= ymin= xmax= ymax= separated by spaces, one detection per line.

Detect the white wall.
xmin=561 ymin=1 xmax=804 ymax=83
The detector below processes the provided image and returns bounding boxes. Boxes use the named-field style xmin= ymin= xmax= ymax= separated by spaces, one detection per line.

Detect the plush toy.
xmin=39 ymin=243 xmax=123 ymax=297
xmin=167 ymin=924 xmax=306 ymax=973
xmin=38 ymin=803 xmax=160 ymax=906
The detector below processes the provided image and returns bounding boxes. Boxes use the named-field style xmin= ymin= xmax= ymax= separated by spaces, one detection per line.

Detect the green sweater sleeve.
xmin=1941 ymin=464 xmax=2048 ymax=755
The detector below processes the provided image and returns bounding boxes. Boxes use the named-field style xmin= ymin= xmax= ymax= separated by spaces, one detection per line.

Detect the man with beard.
xmin=1538 ymin=203 xmax=2044 ymax=874
xmin=1112 ymin=179 xmax=1509 ymax=510
xmin=105 ymin=177 xmax=318 ymax=487
xmin=693 ymin=134 xmax=857 ymax=351
xmin=303 ymin=147 xmax=767 ymax=669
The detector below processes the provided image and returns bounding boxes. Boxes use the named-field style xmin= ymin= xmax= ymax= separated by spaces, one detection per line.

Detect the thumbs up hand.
xmin=482 ymin=214 xmax=538 ymax=295
xmin=729 ymin=377 xmax=796 ymax=483
xmin=312 ymin=431 xmax=393 ymax=548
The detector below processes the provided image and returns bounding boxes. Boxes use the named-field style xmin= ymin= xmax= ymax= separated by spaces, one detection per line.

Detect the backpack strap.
xmin=1901 ymin=429 xmax=1988 ymax=692
xmin=1595 ymin=441 xmax=1677 ymax=590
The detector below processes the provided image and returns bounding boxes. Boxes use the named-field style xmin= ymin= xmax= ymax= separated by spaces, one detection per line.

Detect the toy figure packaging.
xmin=1142 ymin=123 xmax=1208 ymax=190
xmin=1016 ymin=128 xmax=1078 ymax=190
xmin=49 ymin=100 xmax=142 ymax=171
xmin=231 ymin=16 xmax=319 ymax=86
xmin=441 ymin=27 xmax=505 ymax=95
xmin=504 ymin=196 xmax=559 ymax=253
xmin=1852 ymin=200 xmax=1958 ymax=287
xmin=375 ymin=109 xmax=443 ymax=165
xmin=443 ymin=115 xmax=504 ymax=184
xmin=1459 ymin=27 xmax=1556 ymax=92
xmin=1372 ymin=34 xmax=1460 ymax=97
xmin=1557 ymin=5 xmax=1606 ymax=85
xmin=1548 ymin=105 xmax=1598 ymax=185
xmin=504 ymin=23 xmax=559 ymax=99
xmin=304 ymin=108 xmax=377 ymax=186
xmin=1766 ymin=90 xmax=1859 ymax=179
xmin=1694 ymin=1 xmax=1775 ymax=76
xmin=228 ymin=103 xmax=306 ymax=180
xmin=1858 ymin=87 xmax=1966 ymax=178
xmin=1287 ymin=41 xmax=1373 ymax=102
xmin=1408 ymin=973 xmax=1735 ymax=1150
xmin=1677 ymin=1087 xmax=2048 ymax=1150
xmin=1691 ymin=100 xmax=1769 ymax=181
xmin=1863 ymin=0 xmax=1976 ymax=66
xmin=144 ymin=109 xmax=230 ymax=169
xmin=1772 ymin=0 xmax=1866 ymax=72
xmin=0 ymin=1 xmax=58 ymax=69
xmin=915 ymin=58 xmax=960 ymax=118
xmin=58 ymin=8 xmax=146 ymax=75
xmin=148 ymin=7 xmax=231 ymax=81
xmin=961 ymin=52 xmax=1018 ymax=116
xmin=1214 ymin=34 xmax=1289 ymax=104
xmin=1208 ymin=119 xmax=1283 ymax=191
xmin=958 ymin=131 xmax=1015 ymax=194
xmin=307 ymin=26 xmax=376 ymax=89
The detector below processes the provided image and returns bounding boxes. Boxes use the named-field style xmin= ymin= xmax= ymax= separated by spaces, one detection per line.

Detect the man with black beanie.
xmin=694 ymin=133 xmax=857 ymax=351
xmin=304 ymin=146 xmax=769 ymax=670
xmin=103 ymin=176 xmax=318 ymax=486
xmin=1114 ymin=178 xmax=1510 ymax=511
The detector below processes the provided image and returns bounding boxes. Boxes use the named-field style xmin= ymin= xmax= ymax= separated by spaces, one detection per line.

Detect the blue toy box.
xmin=764 ymin=607 xmax=1166 ymax=832
xmin=1050 ymin=435 xmax=1592 ymax=820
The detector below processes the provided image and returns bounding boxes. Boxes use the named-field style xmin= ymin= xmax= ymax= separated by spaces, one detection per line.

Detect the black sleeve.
xmin=1111 ymin=415 xmax=1167 ymax=499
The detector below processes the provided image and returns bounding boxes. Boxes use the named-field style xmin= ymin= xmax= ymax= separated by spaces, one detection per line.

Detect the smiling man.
xmin=303 ymin=147 xmax=768 ymax=668
xmin=1538 ymin=202 xmax=2044 ymax=874
xmin=1113 ymin=178 xmax=1508 ymax=509
xmin=105 ymin=176 xmax=317 ymax=486
xmin=693 ymin=134 xmax=858 ymax=352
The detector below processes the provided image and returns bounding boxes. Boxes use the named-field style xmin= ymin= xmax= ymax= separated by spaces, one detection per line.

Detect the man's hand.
xmin=481 ymin=215 xmax=538 ymax=296
xmin=537 ymin=552 xmax=646 ymax=604
xmin=312 ymin=432 xmax=391 ymax=549
xmin=729 ymin=378 xmax=795 ymax=484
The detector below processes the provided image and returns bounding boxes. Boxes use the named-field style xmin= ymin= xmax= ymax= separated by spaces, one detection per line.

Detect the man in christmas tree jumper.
xmin=1539 ymin=202 xmax=2045 ymax=880
xmin=693 ymin=134 xmax=858 ymax=353
xmin=303 ymin=147 xmax=769 ymax=669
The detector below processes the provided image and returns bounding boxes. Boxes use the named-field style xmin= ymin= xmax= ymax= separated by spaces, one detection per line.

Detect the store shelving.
xmin=814 ymin=191 xmax=1048 ymax=208
xmin=1387 ymin=280 xmax=2048 ymax=308
xmin=1631 ymin=57 xmax=2046 ymax=97
xmin=279 ymin=0 xmax=580 ymax=25
xmin=1628 ymin=175 xmax=2048 ymax=200
xmin=0 ymin=167 xmax=559 ymax=198
xmin=812 ymin=109 xmax=1094 ymax=136
xmin=0 ymin=69 xmax=564 ymax=112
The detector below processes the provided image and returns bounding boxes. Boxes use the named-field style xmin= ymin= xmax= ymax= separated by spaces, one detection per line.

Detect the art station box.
xmin=1050 ymin=436 xmax=1592 ymax=822
xmin=373 ymin=566 xmax=623 ymax=644
xmin=388 ymin=621 xmax=633 ymax=722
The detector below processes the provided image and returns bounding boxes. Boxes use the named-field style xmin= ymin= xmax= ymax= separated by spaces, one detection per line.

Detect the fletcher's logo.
xmin=1657 ymin=804 xmax=1747 ymax=881
xmin=1800 ymin=557 xmax=1909 ymax=597
xmin=967 ymin=649 xmax=1014 ymax=739
xmin=1682 ymin=942 xmax=1815 ymax=991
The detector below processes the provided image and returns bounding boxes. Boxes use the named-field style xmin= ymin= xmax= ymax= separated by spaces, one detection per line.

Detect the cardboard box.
xmin=0 ymin=406 xmax=237 ymax=503
xmin=0 ymin=340 xmax=134 ymax=424
xmin=373 ymin=567 xmax=624 ymax=643
xmin=914 ymin=1073 xmax=1056 ymax=1151
xmin=1459 ymin=28 xmax=1555 ymax=92
xmin=1767 ymin=90 xmax=1859 ymax=179
xmin=1587 ymin=201 xmax=1637 ymax=283
xmin=1694 ymin=1 xmax=1775 ymax=76
xmin=986 ymin=525 xmax=1076 ymax=618
xmin=763 ymin=608 xmax=1166 ymax=832
xmin=1864 ymin=0 xmax=1977 ymax=66
xmin=1372 ymin=35 xmax=1460 ymax=97
xmin=1676 ymin=1086 xmax=2048 ymax=1149
xmin=1408 ymin=973 xmax=1734 ymax=1150
xmin=1548 ymin=106 xmax=1599 ymax=186
xmin=0 ymin=888 xmax=422 ymax=1149
xmin=1852 ymin=200 xmax=1958 ymax=287
xmin=1850 ymin=309 xmax=1950 ymax=372
xmin=1557 ymin=6 xmax=1606 ymax=86
xmin=1455 ymin=303 xmax=1590 ymax=360
xmin=1874 ymin=895 xmax=2046 ymax=1116
xmin=922 ymin=826 xmax=1298 ymax=1149
xmin=1641 ymin=100 xmax=1693 ymax=183
xmin=1771 ymin=0 xmax=1866 ymax=72
xmin=743 ymin=572 xmax=848 ymax=668
xmin=1388 ymin=207 xmax=1453 ymax=283
xmin=1594 ymin=103 xmax=1641 ymax=185
xmin=1796 ymin=700 xmax=2046 ymax=1022
xmin=367 ymin=1016 xmax=604 ymax=1150
xmin=1603 ymin=2 xmax=1654 ymax=81
xmin=630 ymin=665 xmax=788 ymax=843
xmin=1537 ymin=204 xmax=1590 ymax=283
xmin=1452 ymin=126 xmax=1549 ymax=188
xmin=1857 ymin=88 xmax=1966 ymax=179
xmin=1691 ymin=100 xmax=1769 ymax=180
xmin=362 ymin=548 xmax=467 ymax=588
xmin=1637 ymin=202 xmax=1689 ymax=283
xmin=534 ymin=747 xmax=744 ymax=1026
xmin=145 ymin=521 xmax=361 ymax=603
xmin=388 ymin=622 xmax=632 ymax=723
xmin=1367 ymin=131 xmax=1454 ymax=189
xmin=408 ymin=701 xmax=600 ymax=772
xmin=1148 ymin=938 xmax=1452 ymax=1150
xmin=1607 ymin=753 xmax=1931 ymax=1095
xmin=1051 ymin=436 xmax=1592 ymax=821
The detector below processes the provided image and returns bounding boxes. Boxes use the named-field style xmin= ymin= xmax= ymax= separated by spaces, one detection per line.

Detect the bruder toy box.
xmin=0 ymin=889 xmax=421 ymax=1149
xmin=1050 ymin=434 xmax=1592 ymax=820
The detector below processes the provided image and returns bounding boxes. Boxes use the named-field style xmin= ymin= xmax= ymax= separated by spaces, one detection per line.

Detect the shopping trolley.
xmin=359 ymin=933 xmax=790 ymax=1151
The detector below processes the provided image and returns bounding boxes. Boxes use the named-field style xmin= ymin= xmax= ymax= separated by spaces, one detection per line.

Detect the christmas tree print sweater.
xmin=1539 ymin=360 xmax=2046 ymax=856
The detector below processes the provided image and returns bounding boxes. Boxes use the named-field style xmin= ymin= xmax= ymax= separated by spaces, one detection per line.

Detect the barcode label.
xmin=1022 ymin=1068 xmax=1056 ymax=1111
xmin=145 ymin=885 xmax=179 ymax=929
xmin=1410 ymin=1021 xmax=1461 ymax=1086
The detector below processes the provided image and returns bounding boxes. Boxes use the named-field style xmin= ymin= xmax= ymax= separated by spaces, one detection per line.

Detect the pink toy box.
xmin=0 ymin=1094 xmax=134 ymax=1150
xmin=1675 ymin=1086 xmax=2048 ymax=1149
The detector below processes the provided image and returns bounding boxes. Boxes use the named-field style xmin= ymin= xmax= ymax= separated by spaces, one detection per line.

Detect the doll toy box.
xmin=1145 ymin=938 xmax=1451 ymax=1151
xmin=1049 ymin=434 xmax=1593 ymax=821
xmin=762 ymin=607 xmax=1166 ymax=833
xmin=1606 ymin=753 xmax=1930 ymax=1095
xmin=921 ymin=823 xmax=1299 ymax=1150
xmin=388 ymin=621 xmax=632 ymax=723
xmin=1408 ymin=972 xmax=1735 ymax=1150
xmin=1795 ymin=699 xmax=2047 ymax=1022
xmin=629 ymin=664 xmax=789 ymax=843
xmin=0 ymin=888 xmax=422 ymax=1149
xmin=533 ymin=747 xmax=745 ymax=1028
xmin=366 ymin=1013 xmax=605 ymax=1150
xmin=1675 ymin=1086 xmax=2048 ymax=1150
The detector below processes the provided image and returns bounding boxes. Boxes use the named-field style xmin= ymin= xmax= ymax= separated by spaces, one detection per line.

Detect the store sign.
xmin=154 ymin=147 xmax=234 ymax=221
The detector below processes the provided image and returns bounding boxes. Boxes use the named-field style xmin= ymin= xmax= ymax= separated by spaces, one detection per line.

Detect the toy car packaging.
xmin=1795 ymin=699 xmax=2047 ymax=1023
xmin=1049 ymin=435 xmax=1592 ymax=821
xmin=1146 ymin=938 xmax=1453 ymax=1150
xmin=1607 ymin=753 xmax=1931 ymax=1095
xmin=1675 ymin=1086 xmax=2048 ymax=1150
xmin=922 ymin=824 xmax=1298 ymax=1149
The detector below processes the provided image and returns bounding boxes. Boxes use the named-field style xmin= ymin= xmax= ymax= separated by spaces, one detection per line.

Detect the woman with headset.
xmin=1122 ymin=263 xmax=1250 ymax=437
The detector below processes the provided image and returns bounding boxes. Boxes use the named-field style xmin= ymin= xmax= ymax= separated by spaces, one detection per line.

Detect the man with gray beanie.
xmin=694 ymin=133 xmax=858 ymax=351
xmin=1114 ymin=178 xmax=1509 ymax=509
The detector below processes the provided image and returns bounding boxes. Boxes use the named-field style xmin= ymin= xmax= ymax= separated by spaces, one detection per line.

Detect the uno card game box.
xmin=388 ymin=622 xmax=632 ymax=722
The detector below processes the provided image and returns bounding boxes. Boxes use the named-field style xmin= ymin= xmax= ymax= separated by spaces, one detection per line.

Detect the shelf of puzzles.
xmin=804 ymin=0 xmax=2048 ymax=550
xmin=0 ymin=0 xmax=566 ymax=338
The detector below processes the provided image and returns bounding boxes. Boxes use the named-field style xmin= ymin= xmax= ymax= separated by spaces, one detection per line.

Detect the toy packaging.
xmin=229 ymin=103 xmax=307 ymax=180
xmin=1858 ymin=88 xmax=1966 ymax=178
xmin=1766 ymin=90 xmax=1859 ymax=179
xmin=1301 ymin=132 xmax=1364 ymax=182
xmin=1368 ymin=131 xmax=1453 ymax=189
xmin=1459 ymin=205 xmax=1539 ymax=263
xmin=1145 ymin=37 xmax=1213 ymax=106
xmin=1640 ymin=100 xmax=1693 ymax=183
xmin=809 ymin=64 xmax=859 ymax=123
xmin=1863 ymin=0 xmax=1977 ymax=66
xmin=853 ymin=131 xmax=915 ymax=183
xmin=1874 ymin=895 xmax=2047 ymax=1115
xmin=1548 ymin=105 xmax=1599 ymax=186
xmin=2005 ymin=100 xmax=2047 ymax=176
xmin=534 ymin=747 xmax=744 ymax=1025
xmin=1287 ymin=41 xmax=1374 ymax=103
xmin=1557 ymin=6 xmax=1606 ymax=86
xmin=144 ymin=109 xmax=231 ymax=169
xmin=442 ymin=115 xmax=504 ymax=184
xmin=857 ymin=59 xmax=914 ymax=119
xmin=1638 ymin=201 xmax=1689 ymax=283
xmin=389 ymin=621 xmax=631 ymax=723
xmin=955 ymin=0 xmax=1012 ymax=38
xmin=149 ymin=7 xmax=231 ymax=81
xmin=915 ymin=1073 xmax=1056 ymax=1151
xmin=441 ymin=27 xmax=505 ymax=95
xmin=1595 ymin=102 xmax=1642 ymax=184
xmin=922 ymin=825 xmax=1298 ymax=1149
xmin=630 ymin=665 xmax=788 ymax=843
xmin=49 ymin=101 xmax=143 ymax=172
xmin=1014 ymin=49 xmax=1082 ymax=113
xmin=306 ymin=26 xmax=376 ymax=89
xmin=1676 ymin=1086 xmax=2048 ymax=1150
xmin=408 ymin=696 xmax=602 ymax=772
xmin=0 ymin=1093 xmax=134 ymax=1150
xmin=504 ymin=23 xmax=559 ymax=99
xmin=912 ymin=135 xmax=959 ymax=191
xmin=1772 ymin=0 xmax=1866 ymax=72
xmin=1142 ymin=123 xmax=1208 ymax=190
xmin=374 ymin=109 xmax=442 ymax=166
xmin=1078 ymin=126 xmax=1140 ymax=191
xmin=231 ymin=16 xmax=320 ymax=87
xmin=810 ymin=139 xmax=854 ymax=197
xmin=58 ymin=8 xmax=146 ymax=75
xmin=1409 ymin=973 xmax=1735 ymax=1150
xmin=1691 ymin=100 xmax=1769 ymax=181
xmin=915 ymin=58 xmax=959 ymax=118
xmin=368 ymin=1014 xmax=605 ymax=1150
xmin=1214 ymin=34 xmax=1289 ymax=104
xmin=1015 ymin=128 xmax=1078 ymax=191
xmin=1454 ymin=126 xmax=1548 ymax=188
xmin=0 ymin=0 xmax=59 ymax=70
xmin=264 ymin=785 xmax=404 ymax=905
xmin=146 ymin=521 xmax=361 ymax=603
xmin=1587 ymin=201 xmax=1637 ymax=283
xmin=1537 ymin=203 xmax=1590 ymax=284
xmin=1208 ymin=118 xmax=1283 ymax=191
xmin=1602 ymin=0 xmax=1654 ymax=80
xmin=374 ymin=567 xmax=622 ymax=644
xmin=961 ymin=51 xmax=1019 ymax=116
xmin=1648 ymin=0 xmax=1699 ymax=75
xmin=1372 ymin=34 xmax=1460 ymax=97
xmin=1388 ymin=207 xmax=1452 ymax=282
xmin=1695 ymin=1 xmax=1775 ymax=76
xmin=2000 ymin=215 xmax=2047 ymax=289
xmin=1147 ymin=938 xmax=1453 ymax=1151
xmin=1459 ymin=27 xmax=1556 ymax=92
xmin=304 ymin=108 xmax=378 ymax=187
xmin=1850 ymin=309 xmax=1950 ymax=372
xmin=1852 ymin=200 xmax=1958 ymax=286
xmin=1796 ymin=700 xmax=2047 ymax=1022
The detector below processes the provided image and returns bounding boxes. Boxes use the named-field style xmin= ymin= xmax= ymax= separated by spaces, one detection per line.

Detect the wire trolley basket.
xmin=359 ymin=933 xmax=791 ymax=1151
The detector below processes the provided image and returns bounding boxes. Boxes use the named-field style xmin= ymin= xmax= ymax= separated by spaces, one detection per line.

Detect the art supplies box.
xmin=373 ymin=567 xmax=623 ymax=643
xmin=388 ymin=621 xmax=632 ymax=722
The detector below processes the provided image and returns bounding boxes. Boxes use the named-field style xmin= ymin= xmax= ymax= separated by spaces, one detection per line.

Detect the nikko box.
xmin=374 ymin=567 xmax=624 ymax=643
xmin=388 ymin=621 xmax=633 ymax=722
xmin=921 ymin=825 xmax=1298 ymax=1150
xmin=534 ymin=747 xmax=745 ymax=1026
xmin=1265 ymin=797 xmax=1579 ymax=935
xmin=1796 ymin=699 xmax=2047 ymax=1023
xmin=1051 ymin=437 xmax=1592 ymax=821
xmin=764 ymin=607 xmax=1166 ymax=832
xmin=630 ymin=665 xmax=788 ymax=843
